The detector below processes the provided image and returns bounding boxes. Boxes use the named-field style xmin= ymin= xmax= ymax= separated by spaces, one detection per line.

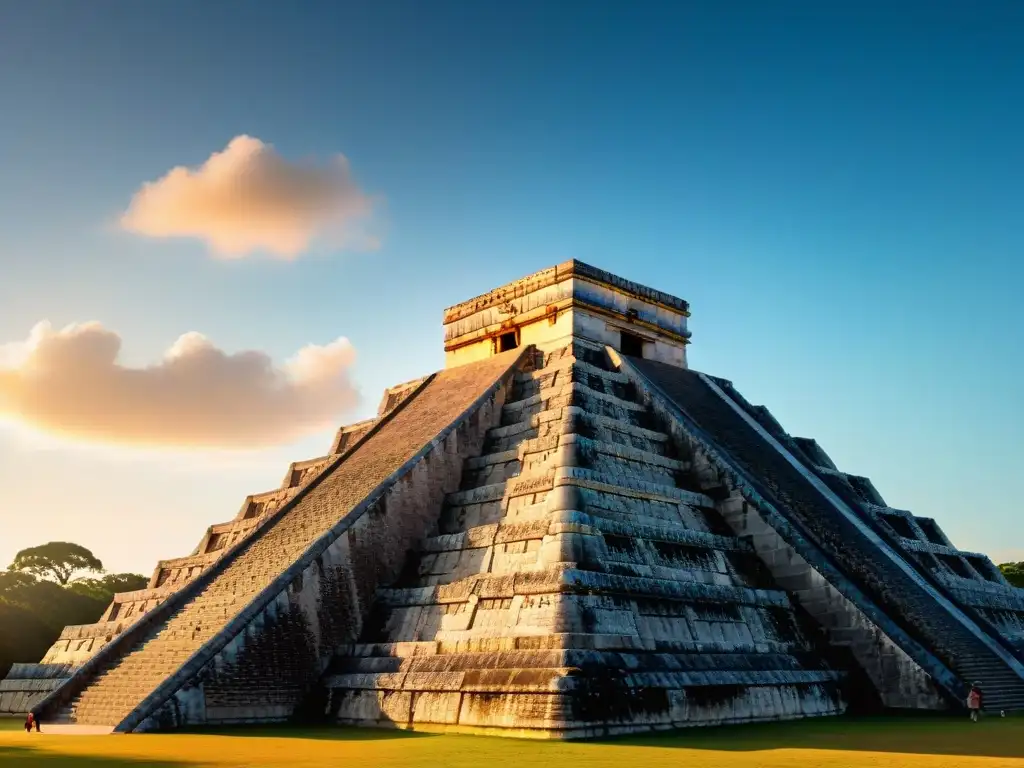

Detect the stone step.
xmin=514 ymin=358 xmax=628 ymax=387
xmin=376 ymin=565 xmax=791 ymax=608
xmin=537 ymin=341 xmax=615 ymax=372
xmin=485 ymin=406 xmax=669 ymax=443
xmin=503 ymin=381 xmax=646 ymax=417
xmin=324 ymin=667 xmax=844 ymax=694
xmin=421 ymin=513 xmax=751 ymax=555
xmin=466 ymin=434 xmax=682 ymax=472
xmin=554 ymin=467 xmax=714 ymax=507
xmin=561 ymin=434 xmax=685 ymax=470
xmin=445 ymin=468 xmax=713 ymax=510
xmin=337 ymin=638 xmax=813 ymax=663
xmin=340 ymin=634 xmax=809 ymax=659
xmin=444 ymin=486 xmax=726 ymax=535
xmin=404 ymin=547 xmax=741 ymax=592
xmin=460 ymin=445 xmax=687 ymax=495
xmin=501 ymin=394 xmax=653 ymax=430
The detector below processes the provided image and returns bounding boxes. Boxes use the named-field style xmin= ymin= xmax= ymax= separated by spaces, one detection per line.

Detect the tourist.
xmin=967 ymin=683 xmax=982 ymax=722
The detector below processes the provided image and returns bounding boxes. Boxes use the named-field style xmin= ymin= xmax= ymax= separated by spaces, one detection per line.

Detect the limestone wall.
xmin=377 ymin=377 xmax=432 ymax=418
xmin=715 ymin=490 xmax=945 ymax=709
xmin=444 ymin=278 xmax=575 ymax=368
xmin=330 ymin=419 xmax=377 ymax=454
xmin=282 ymin=457 xmax=334 ymax=489
xmin=571 ymin=307 xmax=686 ymax=368
xmin=40 ymin=622 xmax=129 ymax=667
xmin=0 ymin=664 xmax=73 ymax=716
xmin=0 ymin=622 xmax=128 ymax=714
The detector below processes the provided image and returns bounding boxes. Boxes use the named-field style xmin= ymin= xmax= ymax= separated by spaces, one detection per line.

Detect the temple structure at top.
xmin=443 ymin=260 xmax=691 ymax=368
xmin=2 ymin=260 xmax=1023 ymax=737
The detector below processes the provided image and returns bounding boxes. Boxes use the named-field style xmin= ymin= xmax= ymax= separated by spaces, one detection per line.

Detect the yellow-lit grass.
xmin=1 ymin=715 xmax=1022 ymax=768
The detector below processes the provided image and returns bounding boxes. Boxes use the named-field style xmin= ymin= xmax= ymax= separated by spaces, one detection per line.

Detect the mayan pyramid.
xmin=3 ymin=260 xmax=1023 ymax=737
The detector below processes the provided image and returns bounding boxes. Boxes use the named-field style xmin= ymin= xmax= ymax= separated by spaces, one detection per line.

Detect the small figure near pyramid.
xmin=3 ymin=261 xmax=1023 ymax=736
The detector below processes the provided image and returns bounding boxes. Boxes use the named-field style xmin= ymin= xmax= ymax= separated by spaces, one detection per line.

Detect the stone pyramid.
xmin=5 ymin=260 xmax=1023 ymax=737
xmin=322 ymin=339 xmax=850 ymax=735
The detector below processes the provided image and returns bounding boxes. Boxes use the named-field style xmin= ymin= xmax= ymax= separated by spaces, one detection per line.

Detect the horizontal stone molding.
xmin=51 ymin=622 xmax=126 ymax=642
xmin=325 ymin=667 xmax=843 ymax=695
xmin=516 ymin=358 xmax=629 ymax=385
xmin=443 ymin=260 xmax=690 ymax=325
xmin=378 ymin=566 xmax=789 ymax=608
xmin=419 ymin=512 xmax=749 ymax=555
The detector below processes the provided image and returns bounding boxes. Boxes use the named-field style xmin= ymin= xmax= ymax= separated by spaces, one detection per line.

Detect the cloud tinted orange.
xmin=120 ymin=135 xmax=374 ymax=258
xmin=0 ymin=321 xmax=359 ymax=448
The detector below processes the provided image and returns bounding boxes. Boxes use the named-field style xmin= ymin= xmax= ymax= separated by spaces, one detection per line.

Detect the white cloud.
xmin=120 ymin=135 xmax=376 ymax=258
xmin=0 ymin=321 xmax=360 ymax=448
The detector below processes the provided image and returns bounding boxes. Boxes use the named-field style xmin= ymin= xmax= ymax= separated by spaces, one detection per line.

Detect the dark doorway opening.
xmin=620 ymin=330 xmax=644 ymax=358
xmin=498 ymin=331 xmax=519 ymax=352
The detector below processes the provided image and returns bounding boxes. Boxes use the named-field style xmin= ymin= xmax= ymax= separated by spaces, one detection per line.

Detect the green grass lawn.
xmin=1 ymin=714 xmax=1022 ymax=768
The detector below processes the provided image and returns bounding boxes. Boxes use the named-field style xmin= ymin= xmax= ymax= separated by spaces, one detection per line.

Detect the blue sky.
xmin=0 ymin=1 xmax=1021 ymax=574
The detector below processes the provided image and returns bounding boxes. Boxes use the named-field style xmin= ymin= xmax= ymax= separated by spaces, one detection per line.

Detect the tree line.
xmin=0 ymin=542 xmax=148 ymax=680
xmin=1001 ymin=562 xmax=1024 ymax=588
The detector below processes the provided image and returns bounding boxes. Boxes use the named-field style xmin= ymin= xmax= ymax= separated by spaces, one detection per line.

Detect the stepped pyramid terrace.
xmin=3 ymin=259 xmax=1024 ymax=737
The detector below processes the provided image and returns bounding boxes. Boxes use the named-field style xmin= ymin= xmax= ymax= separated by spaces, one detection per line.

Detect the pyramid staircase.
xmin=0 ymin=420 xmax=379 ymax=717
xmin=624 ymin=359 xmax=1024 ymax=713
xmin=33 ymin=349 xmax=525 ymax=730
xmin=323 ymin=340 xmax=852 ymax=737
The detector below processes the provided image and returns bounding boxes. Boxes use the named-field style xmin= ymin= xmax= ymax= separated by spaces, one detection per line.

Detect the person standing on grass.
xmin=968 ymin=683 xmax=982 ymax=722
xmin=24 ymin=712 xmax=34 ymax=733
xmin=32 ymin=710 xmax=41 ymax=732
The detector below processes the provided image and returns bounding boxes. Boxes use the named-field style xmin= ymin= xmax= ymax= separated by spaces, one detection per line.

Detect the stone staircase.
xmin=735 ymin=398 xmax=1024 ymax=661
xmin=36 ymin=350 xmax=525 ymax=729
xmin=323 ymin=340 xmax=852 ymax=737
xmin=627 ymin=359 xmax=1024 ymax=712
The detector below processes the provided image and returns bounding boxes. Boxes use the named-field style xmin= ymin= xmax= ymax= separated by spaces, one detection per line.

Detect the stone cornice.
xmin=442 ymin=259 xmax=690 ymax=324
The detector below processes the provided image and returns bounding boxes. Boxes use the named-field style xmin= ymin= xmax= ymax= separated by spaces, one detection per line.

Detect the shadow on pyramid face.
xmin=0 ymin=745 xmax=187 ymax=767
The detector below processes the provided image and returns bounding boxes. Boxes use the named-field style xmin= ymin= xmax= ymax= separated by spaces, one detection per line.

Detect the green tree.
xmin=69 ymin=573 xmax=149 ymax=602
xmin=0 ymin=570 xmax=109 ymax=679
xmin=999 ymin=562 xmax=1024 ymax=588
xmin=8 ymin=542 xmax=104 ymax=585
xmin=0 ymin=602 xmax=55 ymax=680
